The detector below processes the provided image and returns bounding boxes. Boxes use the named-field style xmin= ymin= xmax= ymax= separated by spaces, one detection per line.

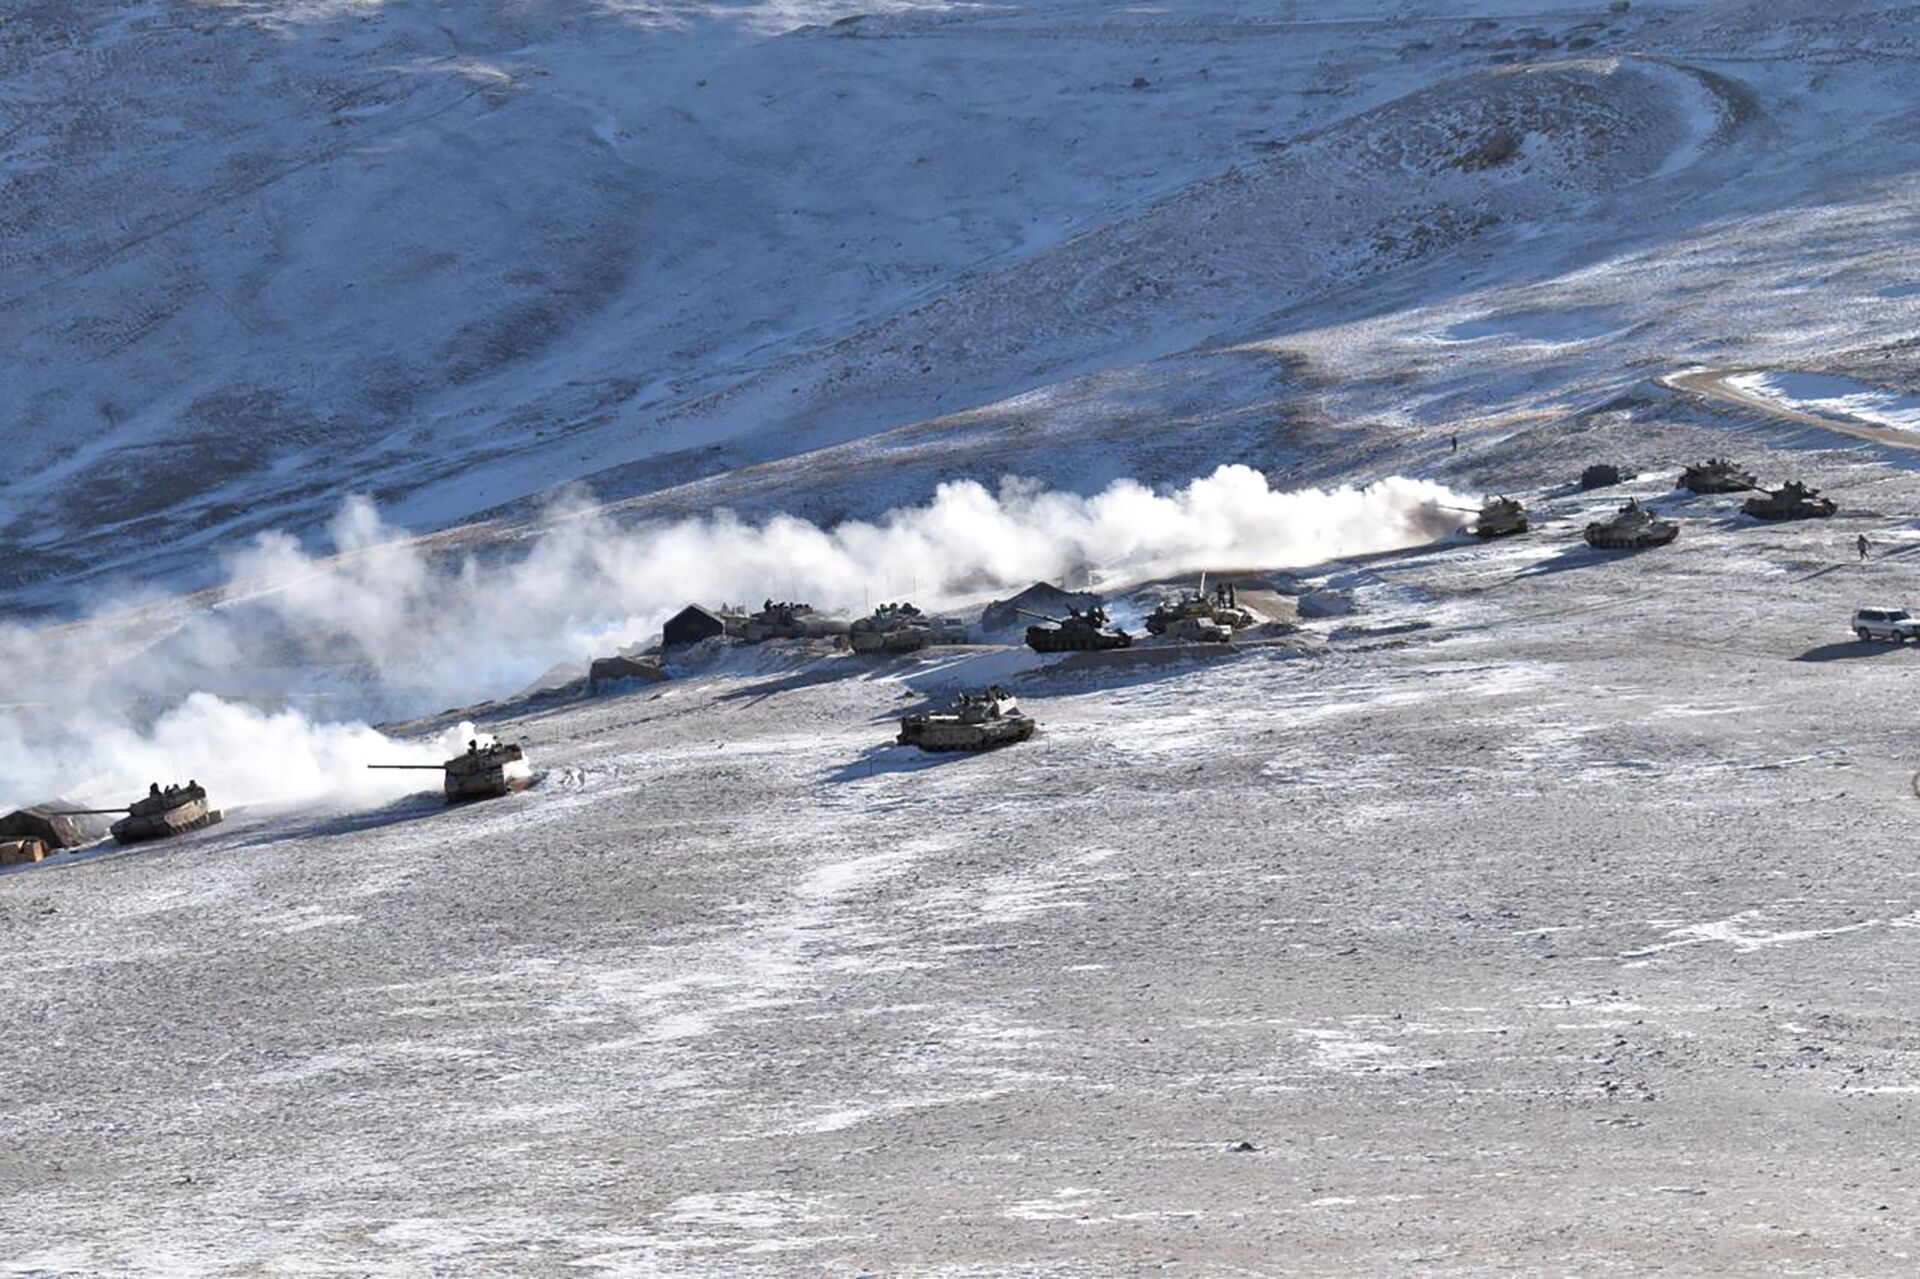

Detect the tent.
xmin=978 ymin=583 xmax=1100 ymax=633
xmin=0 ymin=803 xmax=108 ymax=850
xmin=662 ymin=604 xmax=728 ymax=649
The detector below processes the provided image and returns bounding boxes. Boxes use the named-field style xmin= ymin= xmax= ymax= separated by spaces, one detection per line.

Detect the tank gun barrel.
xmin=45 ymin=806 xmax=133 ymax=815
xmin=1013 ymin=607 xmax=1065 ymax=623
xmin=367 ymin=763 xmax=448 ymax=770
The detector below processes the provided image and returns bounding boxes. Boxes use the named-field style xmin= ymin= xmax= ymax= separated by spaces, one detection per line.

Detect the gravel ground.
xmin=10 ymin=416 xmax=1920 ymax=1274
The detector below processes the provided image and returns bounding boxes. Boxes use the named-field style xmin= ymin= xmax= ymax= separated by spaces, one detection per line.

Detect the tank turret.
xmin=1018 ymin=604 xmax=1132 ymax=653
xmin=849 ymin=602 xmax=932 ymax=655
xmin=1741 ymin=480 xmax=1836 ymax=521
xmin=897 ymin=687 xmax=1037 ymax=752
xmin=1583 ymin=498 xmax=1679 ymax=550
xmin=1679 ymin=458 xmax=1757 ymax=494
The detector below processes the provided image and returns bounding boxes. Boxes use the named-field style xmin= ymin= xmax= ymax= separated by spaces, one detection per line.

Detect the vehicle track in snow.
xmin=1665 ymin=367 xmax=1920 ymax=453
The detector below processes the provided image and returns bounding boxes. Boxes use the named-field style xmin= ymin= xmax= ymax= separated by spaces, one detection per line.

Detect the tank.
xmin=1472 ymin=496 xmax=1529 ymax=538
xmin=1144 ymin=578 xmax=1253 ymax=639
xmin=108 ymin=781 xmax=224 ymax=845
xmin=1742 ymin=480 xmax=1837 ymax=521
xmin=850 ymin=602 xmax=931 ymax=654
xmin=1158 ymin=614 xmax=1233 ymax=643
xmin=897 ymin=687 xmax=1036 ymax=752
xmin=1579 ymin=463 xmax=1634 ymax=490
xmin=741 ymin=600 xmax=816 ymax=642
xmin=1019 ymin=604 xmax=1132 ymax=653
xmin=369 ymin=740 xmax=535 ymax=802
xmin=1583 ymin=498 xmax=1679 ymax=549
xmin=1679 ymin=458 xmax=1757 ymax=494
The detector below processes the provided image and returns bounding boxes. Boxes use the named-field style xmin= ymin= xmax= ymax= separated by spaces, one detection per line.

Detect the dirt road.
xmin=1665 ymin=367 xmax=1920 ymax=451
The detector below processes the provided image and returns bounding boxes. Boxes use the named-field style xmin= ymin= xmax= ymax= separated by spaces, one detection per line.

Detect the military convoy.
xmin=1021 ymin=605 xmax=1132 ymax=653
xmin=1680 ymin=458 xmax=1758 ymax=494
xmin=4 ymin=446 xmax=1880 ymax=876
xmin=897 ymin=687 xmax=1036 ymax=752
xmin=1742 ymin=480 xmax=1837 ymax=520
xmin=370 ymin=740 xmax=535 ymax=802
xmin=850 ymin=602 xmax=931 ymax=654
xmin=1584 ymin=498 xmax=1679 ymax=549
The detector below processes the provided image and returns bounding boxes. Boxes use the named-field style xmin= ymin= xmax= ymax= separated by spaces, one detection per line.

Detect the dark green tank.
xmin=1020 ymin=605 xmax=1132 ymax=653
xmin=1473 ymin=496 xmax=1529 ymax=538
xmin=1741 ymin=480 xmax=1836 ymax=520
xmin=1680 ymin=458 xmax=1756 ymax=494
xmin=1584 ymin=498 xmax=1678 ymax=549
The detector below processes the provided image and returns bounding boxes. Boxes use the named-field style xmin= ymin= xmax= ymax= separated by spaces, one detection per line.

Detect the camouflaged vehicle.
xmin=1583 ymin=498 xmax=1679 ymax=549
xmin=897 ymin=687 xmax=1036 ymax=752
xmin=60 ymin=781 xmax=225 ymax=846
xmin=850 ymin=602 xmax=931 ymax=655
xmin=1144 ymin=578 xmax=1252 ymax=641
xmin=741 ymin=600 xmax=817 ymax=642
xmin=1680 ymin=458 xmax=1757 ymax=494
xmin=1742 ymin=480 xmax=1837 ymax=520
xmin=1019 ymin=604 xmax=1132 ymax=653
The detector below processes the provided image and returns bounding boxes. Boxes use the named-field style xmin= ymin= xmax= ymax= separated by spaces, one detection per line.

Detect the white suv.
xmin=1853 ymin=607 xmax=1920 ymax=642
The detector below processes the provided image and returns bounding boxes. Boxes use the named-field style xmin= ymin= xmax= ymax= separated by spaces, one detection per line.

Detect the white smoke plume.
xmin=0 ymin=465 xmax=1467 ymax=814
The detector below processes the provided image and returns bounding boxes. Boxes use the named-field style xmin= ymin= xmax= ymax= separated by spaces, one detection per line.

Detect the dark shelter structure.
xmin=662 ymin=604 xmax=727 ymax=648
xmin=0 ymin=804 xmax=106 ymax=850
xmin=978 ymin=583 xmax=1100 ymax=633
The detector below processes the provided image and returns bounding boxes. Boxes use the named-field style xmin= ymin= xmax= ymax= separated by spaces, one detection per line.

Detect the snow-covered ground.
xmin=16 ymin=0 xmax=1920 ymax=1271
xmin=12 ymin=455 xmax=1920 ymax=1273
xmin=1729 ymin=372 xmax=1920 ymax=432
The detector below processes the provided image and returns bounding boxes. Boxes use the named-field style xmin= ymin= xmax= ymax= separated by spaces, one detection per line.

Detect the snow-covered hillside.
xmin=15 ymin=0 xmax=1920 ymax=609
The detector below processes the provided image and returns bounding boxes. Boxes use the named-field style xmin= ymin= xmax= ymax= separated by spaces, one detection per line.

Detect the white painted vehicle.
xmin=1852 ymin=607 xmax=1920 ymax=642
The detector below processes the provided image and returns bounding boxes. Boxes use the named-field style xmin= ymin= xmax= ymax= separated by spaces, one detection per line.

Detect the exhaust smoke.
xmin=0 ymin=465 xmax=1468 ymax=813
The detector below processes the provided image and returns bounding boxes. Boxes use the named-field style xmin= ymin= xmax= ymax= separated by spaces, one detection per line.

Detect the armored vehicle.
xmin=741 ymin=600 xmax=816 ymax=642
xmin=1020 ymin=604 xmax=1132 ymax=653
xmin=370 ymin=740 xmax=535 ymax=802
xmin=1156 ymin=613 xmax=1233 ymax=643
xmin=1680 ymin=458 xmax=1757 ymax=494
xmin=1144 ymin=577 xmax=1252 ymax=641
xmin=1583 ymin=498 xmax=1679 ymax=549
xmin=1742 ymin=480 xmax=1836 ymax=521
xmin=1472 ymin=496 xmax=1529 ymax=538
xmin=850 ymin=602 xmax=931 ymax=655
xmin=1578 ymin=463 xmax=1634 ymax=491
xmin=897 ymin=687 xmax=1036 ymax=752
xmin=58 ymin=782 xmax=225 ymax=846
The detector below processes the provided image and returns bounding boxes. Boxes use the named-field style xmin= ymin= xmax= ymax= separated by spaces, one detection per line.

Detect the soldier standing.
xmin=1858 ymin=533 xmax=1871 ymax=561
